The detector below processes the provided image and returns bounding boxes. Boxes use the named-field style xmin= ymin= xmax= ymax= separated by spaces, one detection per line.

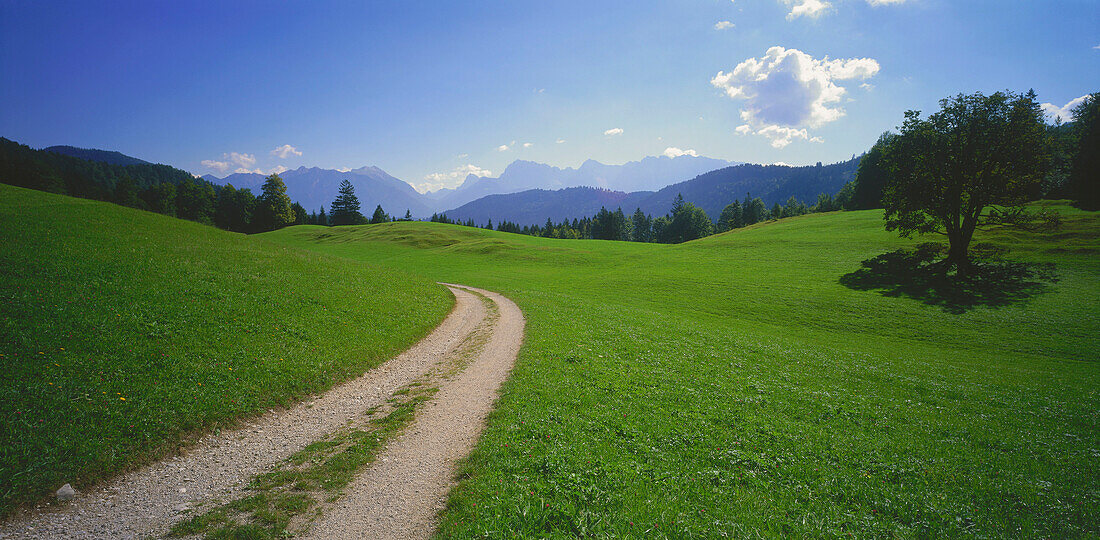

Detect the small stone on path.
xmin=55 ymin=484 xmax=76 ymax=502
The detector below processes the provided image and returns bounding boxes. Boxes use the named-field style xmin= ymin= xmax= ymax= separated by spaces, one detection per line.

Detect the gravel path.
xmin=0 ymin=284 xmax=520 ymax=539
xmin=304 ymin=284 xmax=524 ymax=539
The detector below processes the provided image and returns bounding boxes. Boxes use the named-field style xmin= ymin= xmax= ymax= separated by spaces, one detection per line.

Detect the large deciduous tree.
xmin=256 ymin=173 xmax=296 ymax=231
xmin=881 ymin=90 xmax=1049 ymax=275
xmin=1068 ymin=92 xmax=1099 ymax=209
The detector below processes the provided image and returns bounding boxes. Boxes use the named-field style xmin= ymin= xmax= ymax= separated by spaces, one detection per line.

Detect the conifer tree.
xmin=330 ymin=180 xmax=365 ymax=225
xmin=370 ymin=204 xmax=389 ymax=224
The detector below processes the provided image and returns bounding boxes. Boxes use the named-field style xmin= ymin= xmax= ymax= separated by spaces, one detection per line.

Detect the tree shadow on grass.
xmin=840 ymin=243 xmax=1059 ymax=314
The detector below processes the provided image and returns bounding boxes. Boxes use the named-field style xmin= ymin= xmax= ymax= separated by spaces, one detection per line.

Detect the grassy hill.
xmin=264 ymin=205 xmax=1099 ymax=537
xmin=0 ymin=184 xmax=453 ymax=516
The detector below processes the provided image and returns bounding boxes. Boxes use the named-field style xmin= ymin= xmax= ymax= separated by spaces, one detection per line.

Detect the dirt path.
xmin=0 ymin=284 xmax=524 ymax=539
xmin=305 ymin=284 xmax=524 ymax=539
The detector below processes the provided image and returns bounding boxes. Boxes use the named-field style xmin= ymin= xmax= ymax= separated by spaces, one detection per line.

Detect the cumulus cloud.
xmin=497 ymin=144 xmax=510 ymax=152
xmin=201 ymin=159 xmax=230 ymax=173
xmin=712 ymin=46 xmax=879 ymax=147
xmin=228 ymin=152 xmax=256 ymax=168
xmin=270 ymin=144 xmax=302 ymax=159
xmin=336 ymin=167 xmax=352 ymax=173
xmin=202 ymin=151 xmax=260 ymax=174
xmin=783 ymin=0 xmax=831 ymax=20
xmin=867 ymin=0 xmax=906 ymax=5
xmin=662 ymin=147 xmax=699 ymax=158
xmin=523 ymin=142 xmax=533 ymax=148
xmin=234 ymin=167 xmax=264 ymax=174
xmin=457 ymin=153 xmax=469 ymax=159
xmin=268 ymin=165 xmax=289 ymax=175
xmin=715 ymin=20 xmax=734 ymax=30
xmin=417 ymin=164 xmax=494 ymax=193
xmin=1041 ymin=95 xmax=1090 ymax=123
xmin=604 ymin=127 xmax=624 ymax=136
xmin=556 ymin=138 xmax=566 ymax=144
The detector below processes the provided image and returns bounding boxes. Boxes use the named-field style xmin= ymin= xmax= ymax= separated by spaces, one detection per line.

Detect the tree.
xmin=742 ymin=195 xmax=767 ymax=225
xmin=403 ymin=209 xmax=413 ymax=221
xmin=330 ymin=180 xmax=365 ymax=225
xmin=214 ymin=183 xmax=238 ymax=229
xmin=371 ymin=204 xmax=389 ymax=224
xmin=255 ymin=173 xmax=295 ymax=231
xmin=881 ymin=90 xmax=1049 ymax=275
xmin=717 ymin=200 xmax=743 ymax=232
xmin=291 ymin=202 xmax=308 ymax=225
xmin=850 ymin=132 xmax=896 ymax=209
xmin=1068 ymin=92 xmax=1099 ymax=209
xmin=662 ymin=199 xmax=713 ymax=243
xmin=631 ymin=208 xmax=652 ymax=242
xmin=318 ymin=205 xmax=328 ymax=226
xmin=176 ymin=177 xmax=215 ymax=224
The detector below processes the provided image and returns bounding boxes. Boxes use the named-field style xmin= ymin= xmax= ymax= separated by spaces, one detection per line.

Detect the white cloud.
xmin=757 ymin=125 xmax=811 ymax=148
xmin=497 ymin=144 xmax=510 ymax=152
xmin=867 ymin=0 xmax=906 ymax=5
xmin=712 ymin=46 xmax=879 ymax=147
xmin=715 ymin=20 xmax=734 ymax=30
xmin=1041 ymin=95 xmax=1090 ymax=123
xmin=336 ymin=167 xmax=352 ymax=173
xmin=604 ymin=127 xmax=624 ymax=136
xmin=417 ymin=164 xmax=494 ymax=193
xmin=1094 ymin=44 xmax=1100 ymax=50
xmin=783 ymin=0 xmax=831 ymax=20
xmin=234 ymin=167 xmax=264 ymax=174
xmin=228 ymin=152 xmax=256 ymax=168
xmin=268 ymin=165 xmax=289 ymax=175
xmin=270 ymin=144 xmax=302 ymax=159
xmin=457 ymin=153 xmax=469 ymax=159
xmin=523 ymin=142 xmax=533 ymax=148
xmin=556 ymin=138 xmax=566 ymax=144
xmin=662 ymin=147 xmax=699 ymax=158
xmin=202 ymin=159 xmax=230 ymax=173
xmin=772 ymin=161 xmax=793 ymax=166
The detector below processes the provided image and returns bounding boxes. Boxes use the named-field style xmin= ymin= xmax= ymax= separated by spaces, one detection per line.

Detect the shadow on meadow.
xmin=840 ymin=243 xmax=1059 ymax=314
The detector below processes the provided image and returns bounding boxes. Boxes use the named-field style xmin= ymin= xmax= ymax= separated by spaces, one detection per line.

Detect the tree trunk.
xmin=946 ymin=231 xmax=972 ymax=277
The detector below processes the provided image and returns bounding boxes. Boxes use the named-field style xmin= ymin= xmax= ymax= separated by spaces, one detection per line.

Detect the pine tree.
xmin=330 ymin=180 xmax=365 ymax=225
xmin=370 ymin=204 xmax=389 ymax=224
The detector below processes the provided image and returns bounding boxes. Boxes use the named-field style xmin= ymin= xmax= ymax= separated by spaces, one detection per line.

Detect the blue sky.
xmin=1 ymin=0 xmax=1097 ymax=192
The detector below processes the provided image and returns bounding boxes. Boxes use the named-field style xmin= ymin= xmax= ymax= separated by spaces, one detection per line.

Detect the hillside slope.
xmin=0 ymin=184 xmax=453 ymax=516
xmin=43 ymin=145 xmax=151 ymax=166
xmin=265 ymin=207 xmax=1099 ymax=537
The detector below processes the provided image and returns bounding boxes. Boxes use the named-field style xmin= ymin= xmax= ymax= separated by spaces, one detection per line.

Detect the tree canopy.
xmin=1068 ymin=92 xmax=1099 ymax=209
xmin=881 ymin=90 xmax=1049 ymax=273
xmin=255 ymin=173 xmax=296 ymax=232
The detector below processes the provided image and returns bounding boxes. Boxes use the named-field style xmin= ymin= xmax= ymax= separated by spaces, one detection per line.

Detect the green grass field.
xmin=263 ymin=204 xmax=1099 ymax=537
xmin=0 ymin=184 xmax=453 ymax=516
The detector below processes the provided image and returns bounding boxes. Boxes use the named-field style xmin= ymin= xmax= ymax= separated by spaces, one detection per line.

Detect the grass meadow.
xmin=264 ymin=204 xmax=1099 ymax=538
xmin=0 ymin=184 xmax=453 ymax=516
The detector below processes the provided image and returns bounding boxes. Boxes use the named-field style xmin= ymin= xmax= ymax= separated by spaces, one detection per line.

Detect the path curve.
xmin=305 ymin=284 xmax=525 ymax=539
xmin=0 ymin=284 xmax=523 ymax=539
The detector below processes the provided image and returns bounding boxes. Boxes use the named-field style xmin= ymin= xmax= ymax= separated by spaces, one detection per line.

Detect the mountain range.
xmin=443 ymin=157 xmax=861 ymax=226
xmin=199 ymin=154 xmax=739 ymax=218
xmin=35 ymin=142 xmax=858 ymax=226
xmin=201 ymin=166 xmax=432 ymax=217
